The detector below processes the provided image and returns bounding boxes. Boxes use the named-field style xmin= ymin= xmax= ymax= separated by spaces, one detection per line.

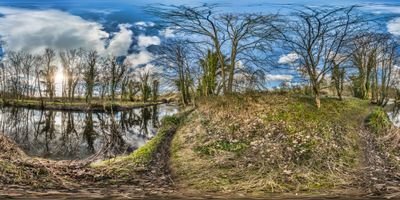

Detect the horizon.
xmin=1 ymin=1 xmax=400 ymax=91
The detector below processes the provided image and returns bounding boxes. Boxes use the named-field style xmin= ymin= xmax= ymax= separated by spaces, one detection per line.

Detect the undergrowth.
xmin=171 ymin=94 xmax=374 ymax=193
xmin=367 ymin=108 xmax=391 ymax=134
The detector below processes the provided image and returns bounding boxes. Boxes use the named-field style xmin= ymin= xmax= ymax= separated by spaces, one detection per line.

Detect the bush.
xmin=367 ymin=108 xmax=391 ymax=134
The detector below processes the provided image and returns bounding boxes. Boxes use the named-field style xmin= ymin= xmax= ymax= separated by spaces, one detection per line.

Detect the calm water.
xmin=0 ymin=104 xmax=178 ymax=160
xmin=388 ymin=104 xmax=400 ymax=127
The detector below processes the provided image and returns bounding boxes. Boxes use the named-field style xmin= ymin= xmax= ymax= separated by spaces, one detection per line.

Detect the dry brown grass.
xmin=170 ymin=93 xmax=374 ymax=193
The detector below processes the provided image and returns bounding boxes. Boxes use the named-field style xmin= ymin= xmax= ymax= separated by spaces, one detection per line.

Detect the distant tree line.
xmin=1 ymin=5 xmax=400 ymax=108
xmin=0 ymin=48 xmax=159 ymax=104
xmin=151 ymin=5 xmax=400 ymax=108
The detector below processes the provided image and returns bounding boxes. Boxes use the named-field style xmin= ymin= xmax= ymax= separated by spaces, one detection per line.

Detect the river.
xmin=0 ymin=104 xmax=179 ymax=160
xmin=388 ymin=104 xmax=400 ymax=127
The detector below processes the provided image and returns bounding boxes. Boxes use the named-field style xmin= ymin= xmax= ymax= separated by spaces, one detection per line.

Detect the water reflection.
xmin=0 ymin=104 xmax=178 ymax=160
xmin=388 ymin=104 xmax=400 ymax=127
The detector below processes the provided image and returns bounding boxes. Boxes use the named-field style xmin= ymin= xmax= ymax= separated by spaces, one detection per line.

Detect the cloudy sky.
xmin=1 ymin=0 xmax=400 ymax=87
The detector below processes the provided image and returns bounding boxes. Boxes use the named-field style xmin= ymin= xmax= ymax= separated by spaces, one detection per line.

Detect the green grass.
xmin=170 ymin=94 xmax=376 ymax=193
xmin=0 ymin=98 xmax=160 ymax=110
xmin=367 ymin=107 xmax=400 ymax=170
xmin=0 ymin=157 xmax=61 ymax=188
xmin=367 ymin=107 xmax=391 ymax=134
xmin=91 ymin=111 xmax=188 ymax=181
xmin=125 ymin=115 xmax=181 ymax=165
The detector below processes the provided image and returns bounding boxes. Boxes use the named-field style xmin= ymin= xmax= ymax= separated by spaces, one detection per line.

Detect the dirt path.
xmin=358 ymin=124 xmax=400 ymax=199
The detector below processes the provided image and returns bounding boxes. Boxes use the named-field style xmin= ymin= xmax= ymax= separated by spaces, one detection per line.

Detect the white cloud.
xmin=130 ymin=63 xmax=163 ymax=84
xmin=125 ymin=50 xmax=155 ymax=68
xmin=387 ymin=18 xmax=400 ymax=36
xmin=137 ymin=35 xmax=161 ymax=48
xmin=159 ymin=27 xmax=175 ymax=38
xmin=278 ymin=53 xmax=299 ymax=64
xmin=265 ymin=74 xmax=293 ymax=81
xmin=107 ymin=24 xmax=133 ymax=56
xmin=84 ymin=8 xmax=118 ymax=15
xmin=234 ymin=60 xmax=246 ymax=70
xmin=0 ymin=7 xmax=132 ymax=56
xmin=136 ymin=63 xmax=161 ymax=75
xmin=362 ymin=4 xmax=400 ymax=14
xmin=135 ymin=21 xmax=155 ymax=30
xmin=135 ymin=21 xmax=155 ymax=27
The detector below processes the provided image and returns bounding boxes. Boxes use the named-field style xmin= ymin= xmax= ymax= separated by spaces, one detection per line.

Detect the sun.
xmin=55 ymin=68 xmax=64 ymax=83
xmin=54 ymin=68 xmax=65 ymax=97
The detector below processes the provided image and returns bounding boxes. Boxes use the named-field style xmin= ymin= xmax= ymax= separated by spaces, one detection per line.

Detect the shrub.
xmin=367 ymin=108 xmax=391 ymax=134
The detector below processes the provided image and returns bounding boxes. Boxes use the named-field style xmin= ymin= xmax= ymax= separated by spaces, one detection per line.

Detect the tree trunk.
xmin=227 ymin=63 xmax=235 ymax=94
xmin=313 ymin=82 xmax=321 ymax=109
xmin=315 ymin=94 xmax=321 ymax=109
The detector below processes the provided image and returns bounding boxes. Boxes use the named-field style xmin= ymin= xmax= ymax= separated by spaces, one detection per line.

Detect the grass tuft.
xmin=367 ymin=108 xmax=391 ymax=134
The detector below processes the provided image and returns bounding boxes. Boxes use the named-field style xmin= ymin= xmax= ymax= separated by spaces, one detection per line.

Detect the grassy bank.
xmin=170 ymin=93 xmax=376 ymax=193
xmin=0 ymin=98 xmax=163 ymax=111
xmin=367 ymin=108 xmax=400 ymax=170
xmin=1 ymin=92 xmax=399 ymax=197
xmin=89 ymin=108 xmax=193 ymax=183
xmin=0 ymin=108 xmax=191 ymax=191
xmin=0 ymin=135 xmax=65 ymax=189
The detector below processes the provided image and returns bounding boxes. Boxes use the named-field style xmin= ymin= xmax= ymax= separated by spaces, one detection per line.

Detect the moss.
xmin=92 ymin=116 xmax=179 ymax=168
xmin=367 ymin=107 xmax=391 ymax=134
xmin=128 ymin=124 xmax=175 ymax=165
xmin=91 ymin=111 xmax=191 ymax=181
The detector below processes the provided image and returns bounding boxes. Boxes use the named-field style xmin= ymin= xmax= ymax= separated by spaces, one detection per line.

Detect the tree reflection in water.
xmin=0 ymin=104 xmax=178 ymax=160
xmin=389 ymin=104 xmax=400 ymax=127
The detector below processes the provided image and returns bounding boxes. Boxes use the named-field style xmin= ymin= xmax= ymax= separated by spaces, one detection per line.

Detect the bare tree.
xmin=33 ymin=56 xmax=44 ymax=104
xmin=97 ymin=57 xmax=110 ymax=101
xmin=138 ymin=70 xmax=152 ymax=103
xmin=0 ymin=61 xmax=6 ymax=101
xmin=221 ymin=13 xmax=279 ymax=93
xmin=152 ymin=80 xmax=159 ymax=101
xmin=156 ymin=39 xmax=193 ymax=105
xmin=350 ymin=33 xmax=380 ymax=99
xmin=42 ymin=48 xmax=57 ymax=100
xmin=7 ymin=51 xmax=24 ymax=99
xmin=84 ymin=50 xmax=98 ymax=105
xmin=331 ymin=62 xmax=346 ymax=100
xmin=127 ymin=79 xmax=140 ymax=101
xmin=373 ymin=34 xmax=398 ymax=106
xmin=60 ymin=49 xmax=85 ymax=102
xmin=152 ymin=5 xmax=280 ymax=94
xmin=280 ymin=6 xmax=361 ymax=108
xmin=106 ymin=56 xmax=126 ymax=103
xmin=20 ymin=52 xmax=36 ymax=99
xmin=151 ymin=5 xmax=228 ymax=94
xmin=199 ymin=50 xmax=219 ymax=96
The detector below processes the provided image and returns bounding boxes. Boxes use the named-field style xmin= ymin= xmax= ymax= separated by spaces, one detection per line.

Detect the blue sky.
xmin=1 ymin=0 xmax=400 ymax=87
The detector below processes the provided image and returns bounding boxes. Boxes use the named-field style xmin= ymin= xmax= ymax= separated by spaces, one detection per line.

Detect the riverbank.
xmin=0 ymin=107 xmax=194 ymax=198
xmin=170 ymin=94 xmax=400 ymax=198
xmin=0 ymin=93 xmax=399 ymax=199
xmin=0 ymin=99 xmax=164 ymax=112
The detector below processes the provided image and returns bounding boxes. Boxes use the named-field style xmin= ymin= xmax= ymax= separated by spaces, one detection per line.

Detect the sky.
xmin=1 ymin=0 xmax=400 ymax=87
